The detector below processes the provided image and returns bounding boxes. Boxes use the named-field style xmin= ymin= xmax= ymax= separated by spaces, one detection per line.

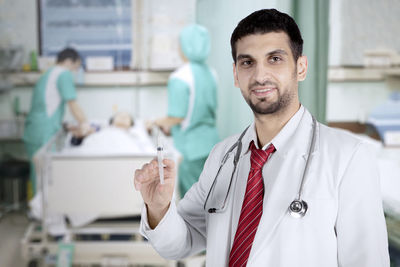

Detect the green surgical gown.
xmin=23 ymin=66 xmax=77 ymax=194
xmin=168 ymin=62 xmax=219 ymax=197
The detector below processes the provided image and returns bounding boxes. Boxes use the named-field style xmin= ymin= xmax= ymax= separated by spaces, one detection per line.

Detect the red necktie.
xmin=229 ymin=141 xmax=276 ymax=267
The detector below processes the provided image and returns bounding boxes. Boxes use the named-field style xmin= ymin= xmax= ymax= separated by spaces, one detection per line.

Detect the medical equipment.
xmin=157 ymin=133 xmax=165 ymax=184
xmin=368 ymin=92 xmax=400 ymax=146
xmin=204 ymin=116 xmax=317 ymax=218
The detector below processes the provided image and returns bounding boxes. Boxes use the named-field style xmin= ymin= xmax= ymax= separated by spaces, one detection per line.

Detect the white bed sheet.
xmin=63 ymin=119 xmax=156 ymax=156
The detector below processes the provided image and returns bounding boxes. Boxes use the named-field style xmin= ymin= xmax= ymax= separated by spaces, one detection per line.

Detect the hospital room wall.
xmin=65 ymin=86 xmax=168 ymax=124
xmin=326 ymin=0 xmax=398 ymax=123
xmin=196 ymin=0 xmax=282 ymax=139
xmin=0 ymin=86 xmax=168 ymax=123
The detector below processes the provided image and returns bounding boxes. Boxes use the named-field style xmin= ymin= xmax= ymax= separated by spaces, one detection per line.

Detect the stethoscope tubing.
xmin=205 ymin=116 xmax=317 ymax=218
xmin=295 ymin=115 xmax=317 ymax=200
xmin=203 ymin=126 xmax=249 ymax=212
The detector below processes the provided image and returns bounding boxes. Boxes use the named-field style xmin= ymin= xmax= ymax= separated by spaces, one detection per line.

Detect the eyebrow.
xmin=236 ymin=49 xmax=289 ymax=61
xmin=268 ymin=49 xmax=288 ymax=56
xmin=236 ymin=54 xmax=253 ymax=61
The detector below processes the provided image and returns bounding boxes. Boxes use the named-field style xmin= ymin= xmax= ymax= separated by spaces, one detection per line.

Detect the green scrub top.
xmin=168 ymin=24 xmax=219 ymax=196
xmin=168 ymin=62 xmax=219 ymax=161
xmin=23 ymin=66 xmax=76 ymax=194
xmin=23 ymin=66 xmax=77 ymax=155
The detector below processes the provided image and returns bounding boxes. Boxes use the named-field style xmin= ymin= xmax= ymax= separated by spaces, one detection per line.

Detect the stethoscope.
xmin=204 ymin=116 xmax=317 ymax=219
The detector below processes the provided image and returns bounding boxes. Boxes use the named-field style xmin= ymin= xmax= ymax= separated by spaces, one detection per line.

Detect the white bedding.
xmin=63 ymin=120 xmax=156 ymax=156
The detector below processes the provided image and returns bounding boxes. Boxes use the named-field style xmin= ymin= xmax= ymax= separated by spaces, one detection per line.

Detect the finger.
xmin=150 ymin=158 xmax=159 ymax=167
xmin=163 ymin=166 xmax=176 ymax=179
xmin=161 ymin=159 xmax=176 ymax=180
xmin=163 ymin=170 xmax=174 ymax=179
xmin=162 ymin=159 xmax=175 ymax=170
xmin=134 ymin=169 xmax=143 ymax=190
xmin=157 ymin=177 xmax=175 ymax=193
xmin=160 ymin=127 xmax=168 ymax=135
xmin=134 ymin=180 xmax=140 ymax=191
xmin=135 ymin=162 xmax=158 ymax=184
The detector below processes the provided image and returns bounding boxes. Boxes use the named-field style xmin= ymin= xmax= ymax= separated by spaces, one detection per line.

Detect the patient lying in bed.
xmin=67 ymin=112 xmax=155 ymax=155
xmin=29 ymin=113 xmax=157 ymax=235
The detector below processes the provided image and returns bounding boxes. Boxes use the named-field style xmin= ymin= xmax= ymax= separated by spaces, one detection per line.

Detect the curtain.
xmin=280 ymin=0 xmax=330 ymax=123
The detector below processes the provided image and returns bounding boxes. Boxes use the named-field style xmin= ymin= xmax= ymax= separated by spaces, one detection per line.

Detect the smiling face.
xmin=233 ymin=31 xmax=307 ymax=117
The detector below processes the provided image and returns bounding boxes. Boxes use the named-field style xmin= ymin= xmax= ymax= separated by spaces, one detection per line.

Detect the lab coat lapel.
xmin=251 ymin=111 xmax=319 ymax=254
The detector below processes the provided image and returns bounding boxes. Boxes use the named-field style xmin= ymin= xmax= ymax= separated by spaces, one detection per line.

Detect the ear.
xmin=233 ymin=63 xmax=240 ymax=88
xmin=296 ymin=55 xmax=308 ymax=81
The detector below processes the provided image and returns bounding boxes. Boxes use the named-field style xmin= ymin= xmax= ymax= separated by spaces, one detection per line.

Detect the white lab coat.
xmin=141 ymin=108 xmax=390 ymax=267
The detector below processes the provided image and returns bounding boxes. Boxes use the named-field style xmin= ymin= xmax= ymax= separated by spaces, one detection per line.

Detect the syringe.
xmin=157 ymin=133 xmax=164 ymax=185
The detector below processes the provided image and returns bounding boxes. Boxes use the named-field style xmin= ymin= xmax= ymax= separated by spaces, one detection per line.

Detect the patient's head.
xmin=109 ymin=112 xmax=134 ymax=130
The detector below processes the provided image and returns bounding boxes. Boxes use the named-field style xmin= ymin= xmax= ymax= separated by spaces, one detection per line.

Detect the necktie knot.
xmin=250 ymin=141 xmax=276 ymax=170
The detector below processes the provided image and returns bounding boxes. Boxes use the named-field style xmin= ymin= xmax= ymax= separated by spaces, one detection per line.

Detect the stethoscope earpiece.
xmin=289 ymin=199 xmax=308 ymax=218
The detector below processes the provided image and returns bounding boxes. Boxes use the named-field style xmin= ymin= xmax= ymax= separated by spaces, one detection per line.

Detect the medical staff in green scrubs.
xmin=153 ymin=24 xmax=219 ymax=197
xmin=23 ymin=48 xmax=90 ymax=196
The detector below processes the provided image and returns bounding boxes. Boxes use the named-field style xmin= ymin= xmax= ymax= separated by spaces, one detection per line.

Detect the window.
xmin=39 ymin=0 xmax=132 ymax=69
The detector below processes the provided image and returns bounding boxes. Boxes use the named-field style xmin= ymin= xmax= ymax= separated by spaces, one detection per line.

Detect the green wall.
xmin=196 ymin=0 xmax=288 ymax=139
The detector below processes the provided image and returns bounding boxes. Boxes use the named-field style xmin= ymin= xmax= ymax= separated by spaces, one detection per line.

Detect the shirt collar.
xmin=244 ymin=105 xmax=305 ymax=152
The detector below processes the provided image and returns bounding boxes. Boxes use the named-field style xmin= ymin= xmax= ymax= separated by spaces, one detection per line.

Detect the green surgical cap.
xmin=180 ymin=24 xmax=210 ymax=63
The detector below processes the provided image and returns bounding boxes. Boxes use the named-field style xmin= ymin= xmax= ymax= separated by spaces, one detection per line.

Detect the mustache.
xmin=249 ymin=81 xmax=278 ymax=90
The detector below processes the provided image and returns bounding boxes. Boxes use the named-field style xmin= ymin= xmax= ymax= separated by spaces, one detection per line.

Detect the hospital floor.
xmin=0 ymin=210 xmax=29 ymax=267
xmin=0 ymin=210 xmax=205 ymax=267
xmin=2 ymin=211 xmax=399 ymax=267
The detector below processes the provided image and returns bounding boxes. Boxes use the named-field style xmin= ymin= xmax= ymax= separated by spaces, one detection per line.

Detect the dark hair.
xmin=56 ymin=48 xmax=81 ymax=63
xmin=230 ymin=9 xmax=303 ymax=63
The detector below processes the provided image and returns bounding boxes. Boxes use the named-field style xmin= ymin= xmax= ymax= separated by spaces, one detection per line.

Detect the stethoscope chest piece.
xmin=289 ymin=199 xmax=308 ymax=218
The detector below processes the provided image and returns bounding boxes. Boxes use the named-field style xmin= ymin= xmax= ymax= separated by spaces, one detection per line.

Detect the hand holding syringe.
xmin=134 ymin=129 xmax=176 ymax=229
xmin=134 ymin=128 xmax=176 ymax=229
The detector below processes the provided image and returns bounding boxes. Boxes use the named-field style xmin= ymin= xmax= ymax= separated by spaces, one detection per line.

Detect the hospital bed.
xmin=20 ymin=125 xmax=206 ymax=267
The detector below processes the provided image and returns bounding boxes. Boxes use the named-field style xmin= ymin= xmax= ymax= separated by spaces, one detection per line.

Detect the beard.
xmin=247 ymin=88 xmax=293 ymax=115
xmin=243 ymin=78 xmax=296 ymax=115
xmin=245 ymin=69 xmax=297 ymax=115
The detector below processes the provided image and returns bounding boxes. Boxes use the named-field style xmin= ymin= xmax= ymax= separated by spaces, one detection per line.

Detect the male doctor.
xmin=134 ymin=9 xmax=390 ymax=266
